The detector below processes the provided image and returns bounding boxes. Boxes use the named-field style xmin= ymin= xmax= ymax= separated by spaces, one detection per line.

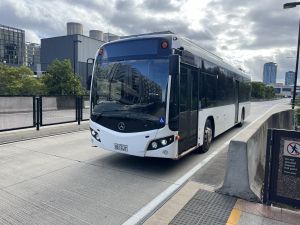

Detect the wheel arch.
xmin=206 ymin=116 xmax=215 ymax=138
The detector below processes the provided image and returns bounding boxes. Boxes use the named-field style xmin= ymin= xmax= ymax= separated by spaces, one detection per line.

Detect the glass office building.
xmin=285 ymin=71 xmax=295 ymax=85
xmin=25 ymin=42 xmax=41 ymax=75
xmin=263 ymin=62 xmax=277 ymax=85
xmin=0 ymin=24 xmax=25 ymax=66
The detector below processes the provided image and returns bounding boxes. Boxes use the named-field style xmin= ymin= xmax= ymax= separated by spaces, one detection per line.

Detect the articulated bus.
xmin=89 ymin=34 xmax=251 ymax=159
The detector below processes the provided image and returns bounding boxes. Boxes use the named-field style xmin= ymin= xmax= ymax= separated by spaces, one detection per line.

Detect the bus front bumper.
xmin=89 ymin=120 xmax=178 ymax=159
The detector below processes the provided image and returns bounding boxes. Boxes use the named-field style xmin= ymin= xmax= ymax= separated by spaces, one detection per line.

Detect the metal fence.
xmin=264 ymin=129 xmax=300 ymax=207
xmin=0 ymin=95 xmax=89 ymax=132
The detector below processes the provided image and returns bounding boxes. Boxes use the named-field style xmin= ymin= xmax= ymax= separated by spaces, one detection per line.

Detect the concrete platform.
xmin=144 ymin=180 xmax=300 ymax=225
xmin=144 ymin=139 xmax=300 ymax=225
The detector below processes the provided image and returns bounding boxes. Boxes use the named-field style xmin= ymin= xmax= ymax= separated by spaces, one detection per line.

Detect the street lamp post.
xmin=284 ymin=2 xmax=300 ymax=109
xmin=73 ymin=39 xmax=82 ymax=74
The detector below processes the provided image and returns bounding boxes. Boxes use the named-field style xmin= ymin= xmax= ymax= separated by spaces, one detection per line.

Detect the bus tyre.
xmin=201 ymin=120 xmax=213 ymax=153
xmin=237 ymin=109 xmax=245 ymax=127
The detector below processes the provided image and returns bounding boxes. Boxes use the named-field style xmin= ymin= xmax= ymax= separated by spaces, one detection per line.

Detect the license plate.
xmin=114 ymin=143 xmax=128 ymax=152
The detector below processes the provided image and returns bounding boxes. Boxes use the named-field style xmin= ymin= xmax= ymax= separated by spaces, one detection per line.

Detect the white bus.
xmin=89 ymin=34 xmax=251 ymax=159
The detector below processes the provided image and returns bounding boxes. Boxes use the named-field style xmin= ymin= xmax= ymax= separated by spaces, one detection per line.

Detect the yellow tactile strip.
xmin=226 ymin=208 xmax=241 ymax=225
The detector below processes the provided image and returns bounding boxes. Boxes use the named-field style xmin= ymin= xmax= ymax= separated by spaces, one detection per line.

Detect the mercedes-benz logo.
xmin=118 ymin=122 xmax=125 ymax=131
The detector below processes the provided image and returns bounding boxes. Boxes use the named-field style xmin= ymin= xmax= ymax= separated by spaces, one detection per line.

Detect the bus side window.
xmin=205 ymin=74 xmax=217 ymax=107
xmin=180 ymin=66 xmax=188 ymax=112
xmin=191 ymin=68 xmax=198 ymax=110
xmin=169 ymin=70 xmax=179 ymax=131
xmin=203 ymin=60 xmax=218 ymax=108
xmin=199 ymin=72 xmax=204 ymax=109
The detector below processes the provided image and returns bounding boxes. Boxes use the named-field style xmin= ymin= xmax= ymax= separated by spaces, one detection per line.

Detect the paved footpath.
xmin=144 ymin=149 xmax=300 ymax=225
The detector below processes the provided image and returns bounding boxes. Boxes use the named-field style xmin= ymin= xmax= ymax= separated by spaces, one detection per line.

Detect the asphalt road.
xmin=0 ymin=99 xmax=289 ymax=225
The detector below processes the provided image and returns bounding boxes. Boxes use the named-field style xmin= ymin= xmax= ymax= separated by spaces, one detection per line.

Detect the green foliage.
xmin=0 ymin=64 xmax=45 ymax=95
xmin=0 ymin=59 xmax=84 ymax=96
xmin=41 ymin=59 xmax=83 ymax=95
xmin=20 ymin=76 xmax=46 ymax=95
xmin=251 ymin=82 xmax=265 ymax=98
xmin=264 ymin=86 xmax=275 ymax=99
xmin=251 ymin=81 xmax=275 ymax=99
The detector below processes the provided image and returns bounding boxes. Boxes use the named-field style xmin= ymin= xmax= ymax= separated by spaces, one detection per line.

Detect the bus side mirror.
xmin=86 ymin=75 xmax=92 ymax=90
xmin=169 ymin=55 xmax=179 ymax=75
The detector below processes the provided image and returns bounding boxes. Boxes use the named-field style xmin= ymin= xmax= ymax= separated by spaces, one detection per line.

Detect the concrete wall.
xmin=0 ymin=97 xmax=57 ymax=113
xmin=218 ymin=106 xmax=294 ymax=202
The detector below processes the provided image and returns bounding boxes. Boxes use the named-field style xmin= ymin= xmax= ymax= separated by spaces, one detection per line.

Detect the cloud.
xmin=25 ymin=29 xmax=40 ymax=43
xmin=0 ymin=0 xmax=298 ymax=82
xmin=197 ymin=0 xmax=299 ymax=81
xmin=142 ymin=0 xmax=179 ymax=12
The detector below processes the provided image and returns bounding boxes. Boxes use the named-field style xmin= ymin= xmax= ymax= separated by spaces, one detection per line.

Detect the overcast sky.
xmin=0 ymin=0 xmax=299 ymax=82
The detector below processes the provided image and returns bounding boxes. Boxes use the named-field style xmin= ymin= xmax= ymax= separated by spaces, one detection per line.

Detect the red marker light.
xmin=161 ymin=41 xmax=168 ymax=49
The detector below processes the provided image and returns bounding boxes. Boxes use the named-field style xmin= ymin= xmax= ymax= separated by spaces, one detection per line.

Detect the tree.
xmin=20 ymin=76 xmax=46 ymax=95
xmin=41 ymin=59 xmax=83 ymax=95
xmin=251 ymin=82 xmax=265 ymax=99
xmin=265 ymin=86 xmax=275 ymax=99
xmin=0 ymin=64 xmax=45 ymax=95
xmin=251 ymin=81 xmax=275 ymax=99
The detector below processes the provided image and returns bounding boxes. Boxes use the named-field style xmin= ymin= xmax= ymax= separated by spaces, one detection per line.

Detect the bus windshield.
xmin=90 ymin=57 xmax=169 ymax=131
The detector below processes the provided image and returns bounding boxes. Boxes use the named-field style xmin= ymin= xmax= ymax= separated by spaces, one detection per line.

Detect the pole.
xmin=292 ymin=18 xmax=300 ymax=109
xmin=73 ymin=41 xmax=76 ymax=74
xmin=73 ymin=40 xmax=82 ymax=74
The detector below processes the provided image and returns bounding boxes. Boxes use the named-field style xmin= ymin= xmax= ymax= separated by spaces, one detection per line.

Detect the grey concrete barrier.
xmin=218 ymin=106 xmax=294 ymax=202
xmin=41 ymin=97 xmax=57 ymax=111
xmin=0 ymin=97 xmax=34 ymax=113
xmin=0 ymin=96 xmax=57 ymax=113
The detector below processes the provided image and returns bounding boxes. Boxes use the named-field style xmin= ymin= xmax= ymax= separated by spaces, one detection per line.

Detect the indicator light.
xmin=161 ymin=41 xmax=168 ymax=49
xmin=151 ymin=142 xmax=158 ymax=149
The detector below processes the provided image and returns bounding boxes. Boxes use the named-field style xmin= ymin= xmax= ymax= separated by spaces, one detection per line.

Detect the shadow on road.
xmin=88 ymin=151 xmax=197 ymax=179
xmin=86 ymin=121 xmax=249 ymax=180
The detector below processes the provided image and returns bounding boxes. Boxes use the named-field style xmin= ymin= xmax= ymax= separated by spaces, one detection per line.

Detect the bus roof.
xmin=104 ymin=33 xmax=250 ymax=80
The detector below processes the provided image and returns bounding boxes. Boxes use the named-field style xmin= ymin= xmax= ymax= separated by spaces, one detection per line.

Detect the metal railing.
xmin=0 ymin=95 xmax=89 ymax=132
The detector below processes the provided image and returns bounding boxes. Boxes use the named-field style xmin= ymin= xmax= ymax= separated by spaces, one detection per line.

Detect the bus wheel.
xmin=237 ymin=109 xmax=245 ymax=127
xmin=201 ymin=119 xmax=213 ymax=153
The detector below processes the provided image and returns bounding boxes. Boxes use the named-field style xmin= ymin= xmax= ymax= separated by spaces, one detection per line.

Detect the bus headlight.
xmin=147 ymin=135 xmax=174 ymax=151
xmin=95 ymin=133 xmax=100 ymax=141
xmin=161 ymin=139 xmax=167 ymax=146
xmin=90 ymin=127 xmax=101 ymax=142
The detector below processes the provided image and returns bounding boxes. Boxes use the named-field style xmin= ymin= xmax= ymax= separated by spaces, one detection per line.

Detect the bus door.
xmin=178 ymin=64 xmax=199 ymax=154
xmin=235 ymin=80 xmax=239 ymax=123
